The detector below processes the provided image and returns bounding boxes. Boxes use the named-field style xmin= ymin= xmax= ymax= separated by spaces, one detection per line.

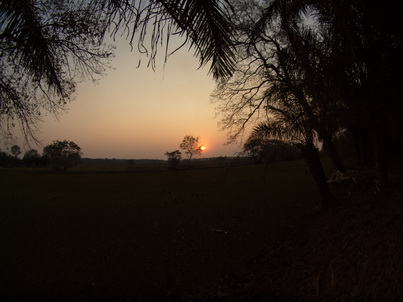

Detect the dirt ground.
xmin=190 ymin=176 xmax=403 ymax=301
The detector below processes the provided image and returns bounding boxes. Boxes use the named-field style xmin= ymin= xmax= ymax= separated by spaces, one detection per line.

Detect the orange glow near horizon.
xmin=4 ymin=38 xmax=241 ymax=160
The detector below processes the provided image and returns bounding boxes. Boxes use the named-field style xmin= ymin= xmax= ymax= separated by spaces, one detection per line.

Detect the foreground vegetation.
xmin=1 ymin=159 xmax=401 ymax=301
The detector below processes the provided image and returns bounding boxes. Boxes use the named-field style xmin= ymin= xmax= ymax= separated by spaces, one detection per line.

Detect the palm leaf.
xmin=0 ymin=0 xmax=62 ymax=93
xmin=158 ymin=0 xmax=236 ymax=79
xmin=251 ymin=120 xmax=303 ymax=143
xmin=99 ymin=0 xmax=236 ymax=80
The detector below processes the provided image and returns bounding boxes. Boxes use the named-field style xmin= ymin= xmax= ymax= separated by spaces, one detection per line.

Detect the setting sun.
xmin=200 ymin=145 xmax=205 ymax=151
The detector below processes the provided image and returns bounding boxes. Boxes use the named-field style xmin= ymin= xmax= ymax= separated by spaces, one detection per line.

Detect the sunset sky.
xmin=21 ymin=39 xmax=242 ymax=160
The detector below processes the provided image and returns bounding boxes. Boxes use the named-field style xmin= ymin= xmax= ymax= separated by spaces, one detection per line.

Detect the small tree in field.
xmin=165 ymin=150 xmax=182 ymax=170
xmin=43 ymin=140 xmax=82 ymax=171
xmin=180 ymin=135 xmax=204 ymax=166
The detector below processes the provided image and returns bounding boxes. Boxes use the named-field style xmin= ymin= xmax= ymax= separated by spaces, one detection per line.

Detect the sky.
xmin=16 ymin=39 xmax=242 ymax=160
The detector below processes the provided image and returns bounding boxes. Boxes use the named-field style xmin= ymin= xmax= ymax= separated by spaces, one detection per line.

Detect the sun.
xmin=200 ymin=145 xmax=205 ymax=151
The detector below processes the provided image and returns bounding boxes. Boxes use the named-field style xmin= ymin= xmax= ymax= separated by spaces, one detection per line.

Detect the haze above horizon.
xmin=5 ymin=38 xmax=241 ymax=160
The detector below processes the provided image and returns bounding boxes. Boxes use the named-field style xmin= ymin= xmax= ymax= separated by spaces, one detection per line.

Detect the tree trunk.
xmin=301 ymin=142 xmax=335 ymax=209
xmin=188 ymin=154 xmax=193 ymax=167
xmin=322 ymin=131 xmax=346 ymax=173
xmin=374 ymin=128 xmax=390 ymax=192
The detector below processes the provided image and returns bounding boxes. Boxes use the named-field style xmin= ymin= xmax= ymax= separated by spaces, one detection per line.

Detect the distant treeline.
xmin=1 ymin=147 xmax=303 ymax=170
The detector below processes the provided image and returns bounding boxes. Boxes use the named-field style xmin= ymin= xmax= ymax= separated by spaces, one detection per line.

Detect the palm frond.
xmin=252 ymin=0 xmax=313 ymax=41
xmin=251 ymin=120 xmax=305 ymax=143
xmin=98 ymin=0 xmax=235 ymax=80
xmin=0 ymin=0 xmax=62 ymax=93
xmin=156 ymin=0 xmax=236 ymax=79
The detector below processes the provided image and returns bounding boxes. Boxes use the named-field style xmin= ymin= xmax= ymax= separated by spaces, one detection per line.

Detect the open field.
xmin=0 ymin=160 xmax=330 ymax=300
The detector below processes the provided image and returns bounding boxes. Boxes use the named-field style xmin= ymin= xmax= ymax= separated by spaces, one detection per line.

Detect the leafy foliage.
xmin=257 ymin=0 xmax=403 ymax=186
xmin=213 ymin=0 xmax=403 ymax=203
xmin=0 ymin=0 xmax=113 ymax=142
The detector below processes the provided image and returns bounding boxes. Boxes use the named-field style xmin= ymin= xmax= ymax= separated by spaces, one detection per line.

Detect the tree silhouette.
xmin=165 ymin=150 xmax=182 ymax=170
xmin=10 ymin=145 xmax=21 ymax=158
xmin=0 ymin=0 xmax=113 ymax=142
xmin=180 ymin=135 xmax=203 ymax=166
xmin=214 ymin=0 xmax=403 ymax=194
xmin=214 ymin=0 xmax=346 ymax=173
xmin=251 ymin=120 xmax=335 ymax=208
xmin=243 ymin=138 xmax=300 ymax=164
xmin=256 ymin=0 xmax=403 ymax=189
xmin=23 ymin=149 xmax=42 ymax=167
xmin=43 ymin=140 xmax=82 ymax=171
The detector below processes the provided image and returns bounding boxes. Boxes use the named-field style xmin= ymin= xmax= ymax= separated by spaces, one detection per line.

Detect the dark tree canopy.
xmin=243 ymin=138 xmax=301 ymax=164
xmin=22 ymin=148 xmax=42 ymax=167
xmin=42 ymin=140 xmax=82 ymax=170
xmin=165 ymin=149 xmax=182 ymax=170
xmin=10 ymin=144 xmax=21 ymax=157
xmin=0 ymin=0 xmax=113 ymax=141
xmin=213 ymin=0 xmax=403 ymax=205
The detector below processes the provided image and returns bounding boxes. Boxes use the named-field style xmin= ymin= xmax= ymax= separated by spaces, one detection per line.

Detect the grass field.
xmin=0 ymin=160 xmax=327 ymax=300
